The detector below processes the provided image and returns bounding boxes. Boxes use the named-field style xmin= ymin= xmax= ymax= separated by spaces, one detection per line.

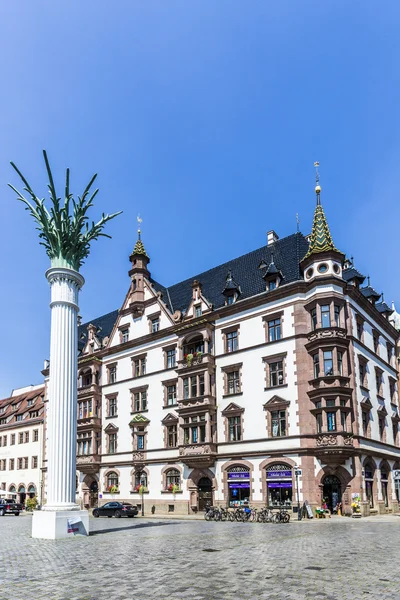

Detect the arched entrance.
xmin=81 ymin=476 xmax=99 ymax=508
xmin=322 ymin=475 xmax=342 ymax=512
xmin=198 ymin=477 xmax=213 ymax=510
xmin=18 ymin=485 xmax=26 ymax=505
xmin=28 ymin=485 xmax=36 ymax=499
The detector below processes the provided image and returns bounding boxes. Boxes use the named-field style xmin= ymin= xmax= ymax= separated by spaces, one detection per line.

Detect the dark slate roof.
xmin=360 ymin=286 xmax=381 ymax=301
xmin=263 ymin=261 xmax=281 ymax=278
xmin=375 ymin=301 xmax=393 ymax=315
xmin=342 ymin=267 xmax=366 ymax=284
xmin=78 ymin=309 xmax=119 ymax=351
xmin=162 ymin=232 xmax=309 ymax=313
xmin=222 ymin=270 xmax=241 ymax=294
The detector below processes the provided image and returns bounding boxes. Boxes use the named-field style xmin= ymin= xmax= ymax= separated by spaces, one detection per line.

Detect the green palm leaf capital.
xmin=9 ymin=151 xmax=122 ymax=272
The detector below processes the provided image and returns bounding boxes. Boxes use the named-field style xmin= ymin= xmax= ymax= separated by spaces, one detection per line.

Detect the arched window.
xmin=265 ymin=463 xmax=293 ymax=508
xmin=28 ymin=485 xmax=36 ymax=498
xmin=364 ymin=462 xmax=375 ymax=508
xmin=227 ymin=465 xmax=251 ymax=506
xmin=165 ymin=469 xmax=180 ymax=491
xmin=9 ymin=485 xmax=16 ymax=494
xmin=134 ymin=470 xmax=148 ymax=490
xmin=18 ymin=485 xmax=25 ymax=493
xmin=106 ymin=471 xmax=119 ymax=491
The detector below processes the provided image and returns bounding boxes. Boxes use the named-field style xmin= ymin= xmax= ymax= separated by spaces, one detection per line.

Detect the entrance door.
xmin=90 ymin=480 xmax=99 ymax=508
xmin=198 ymin=477 xmax=212 ymax=510
xmin=322 ymin=475 xmax=342 ymax=512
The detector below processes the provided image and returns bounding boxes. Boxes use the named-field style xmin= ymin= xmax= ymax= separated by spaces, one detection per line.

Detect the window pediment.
xmin=221 ymin=402 xmax=244 ymax=416
xmin=129 ymin=414 xmax=150 ymax=426
xmin=263 ymin=395 xmax=290 ymax=411
xmin=360 ymin=397 xmax=372 ymax=410
xmin=161 ymin=412 xmax=179 ymax=425
xmin=104 ymin=423 xmax=119 ymax=433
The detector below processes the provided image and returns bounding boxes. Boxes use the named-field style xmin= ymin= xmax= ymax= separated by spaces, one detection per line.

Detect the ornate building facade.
xmin=0 ymin=384 xmax=45 ymax=504
xmin=70 ymin=178 xmax=400 ymax=517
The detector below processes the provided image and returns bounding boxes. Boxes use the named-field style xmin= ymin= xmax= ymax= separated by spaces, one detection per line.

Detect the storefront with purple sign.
xmin=266 ymin=464 xmax=293 ymax=507
xmin=227 ymin=466 xmax=250 ymax=506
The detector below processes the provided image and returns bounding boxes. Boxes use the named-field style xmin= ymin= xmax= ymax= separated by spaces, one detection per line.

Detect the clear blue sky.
xmin=1 ymin=1 xmax=400 ymax=397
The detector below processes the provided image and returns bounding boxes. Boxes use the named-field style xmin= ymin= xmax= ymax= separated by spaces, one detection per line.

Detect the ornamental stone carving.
xmin=132 ymin=452 xmax=144 ymax=461
xmin=179 ymin=445 xmax=211 ymax=456
xmin=316 ymin=434 xmax=338 ymax=446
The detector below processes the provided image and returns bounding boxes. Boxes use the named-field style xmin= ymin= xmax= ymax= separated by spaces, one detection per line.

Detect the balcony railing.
xmin=178 ymin=442 xmax=217 ymax=467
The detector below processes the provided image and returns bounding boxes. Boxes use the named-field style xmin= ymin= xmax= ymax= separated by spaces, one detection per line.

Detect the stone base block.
xmin=32 ymin=510 xmax=89 ymax=539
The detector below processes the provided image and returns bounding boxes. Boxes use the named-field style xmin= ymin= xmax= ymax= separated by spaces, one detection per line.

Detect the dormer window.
xmin=226 ymin=294 xmax=235 ymax=305
xmin=195 ymin=305 xmax=202 ymax=318
xmin=121 ymin=328 xmax=129 ymax=343
xmin=268 ymin=280 xmax=277 ymax=291
xmin=151 ymin=318 xmax=160 ymax=333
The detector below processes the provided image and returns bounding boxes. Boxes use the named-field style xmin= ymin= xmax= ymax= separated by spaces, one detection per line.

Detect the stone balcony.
xmin=77 ymin=383 xmax=100 ymax=398
xmin=77 ymin=416 xmax=101 ymax=430
xmin=306 ymin=327 xmax=348 ymax=348
xmin=177 ymin=394 xmax=216 ymax=414
xmin=314 ymin=432 xmax=356 ymax=465
xmin=177 ymin=353 xmax=215 ymax=372
xmin=308 ymin=374 xmax=352 ymax=400
xmin=76 ymin=454 xmax=101 ymax=474
xmin=178 ymin=442 xmax=217 ymax=468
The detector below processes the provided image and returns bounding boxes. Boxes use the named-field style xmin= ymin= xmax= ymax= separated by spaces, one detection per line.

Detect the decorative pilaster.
xmin=43 ymin=267 xmax=84 ymax=511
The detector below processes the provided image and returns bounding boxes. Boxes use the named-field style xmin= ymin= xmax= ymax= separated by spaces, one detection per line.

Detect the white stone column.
xmin=44 ymin=267 xmax=84 ymax=510
xmin=32 ymin=266 xmax=89 ymax=538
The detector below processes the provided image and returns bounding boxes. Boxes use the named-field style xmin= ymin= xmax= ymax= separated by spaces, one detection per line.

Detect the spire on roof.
xmin=303 ymin=162 xmax=341 ymax=259
xmin=222 ymin=269 xmax=240 ymax=294
xmin=131 ymin=214 xmax=148 ymax=257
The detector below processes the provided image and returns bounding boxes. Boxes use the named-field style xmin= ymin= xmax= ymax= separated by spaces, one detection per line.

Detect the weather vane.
xmin=314 ymin=161 xmax=320 ymax=185
xmin=137 ymin=214 xmax=143 ymax=238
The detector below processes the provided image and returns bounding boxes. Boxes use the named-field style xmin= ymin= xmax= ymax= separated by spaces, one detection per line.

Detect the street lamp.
xmin=294 ymin=467 xmax=302 ymax=521
xmin=140 ymin=474 xmax=146 ymax=517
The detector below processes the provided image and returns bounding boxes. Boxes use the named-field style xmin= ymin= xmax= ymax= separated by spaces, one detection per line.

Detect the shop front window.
xmin=381 ymin=471 xmax=389 ymax=508
xmin=227 ymin=466 xmax=250 ymax=507
xmin=266 ymin=464 xmax=293 ymax=508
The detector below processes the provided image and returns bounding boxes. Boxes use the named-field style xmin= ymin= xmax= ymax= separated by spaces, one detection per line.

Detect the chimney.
xmin=267 ymin=230 xmax=279 ymax=246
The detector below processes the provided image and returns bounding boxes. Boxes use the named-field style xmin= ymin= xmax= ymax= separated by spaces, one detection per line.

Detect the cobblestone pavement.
xmin=1 ymin=515 xmax=400 ymax=600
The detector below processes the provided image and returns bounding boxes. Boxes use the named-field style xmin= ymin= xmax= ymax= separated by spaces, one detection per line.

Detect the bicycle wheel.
xmin=284 ymin=513 xmax=290 ymax=523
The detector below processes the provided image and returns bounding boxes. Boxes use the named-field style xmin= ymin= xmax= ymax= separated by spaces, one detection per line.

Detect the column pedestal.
xmin=32 ymin=510 xmax=89 ymax=540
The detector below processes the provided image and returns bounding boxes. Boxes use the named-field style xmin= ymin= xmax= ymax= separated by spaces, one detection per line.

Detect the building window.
xmin=32 ymin=456 xmax=38 ymax=468
xmin=121 ymin=328 xmax=129 ymax=343
xmin=226 ymin=294 xmax=235 ymax=305
xmin=166 ymin=384 xmax=177 ymax=406
xmin=183 ymin=415 xmax=206 ymax=444
xmin=271 ymin=410 xmax=287 ymax=437
xmin=389 ymin=378 xmax=396 ymax=403
xmin=323 ymin=350 xmax=333 ymax=376
xmin=166 ymin=424 xmax=178 ymax=448
xmin=78 ymin=399 xmax=93 ymax=419
xmin=359 ymin=359 xmax=368 ymax=388
xmin=133 ymin=390 xmax=147 ymax=412
xmin=108 ymin=433 xmax=117 ymax=454
xmin=228 ymin=416 xmax=242 ymax=441
xmin=393 ymin=422 xmax=398 ymax=446
xmin=108 ymin=396 xmax=117 ymax=417
xmin=337 ymin=351 xmax=343 ymax=376
xmin=16 ymin=415 xmax=23 ymax=422
xmin=1 ymin=435 xmax=6 ymax=447
xmin=373 ymin=331 xmax=379 ymax=355
xmin=133 ymin=356 xmax=147 ymax=377
xmin=195 ymin=305 xmax=202 ymax=318
xmin=321 ymin=305 xmax=331 ymax=328
xmin=387 ymin=342 xmax=394 ymax=365
xmin=134 ymin=470 xmax=148 ymax=490
xmin=264 ymin=356 xmax=286 ymax=388
xmin=226 ymin=330 xmax=238 ymax=353
xmin=375 ymin=368 xmax=383 ymax=396
xmin=11 ymin=434 xmax=15 ymax=445
xmin=362 ymin=411 xmax=369 ymax=436
xmin=108 ymin=364 xmax=117 ymax=384
xmin=356 ymin=317 xmax=364 ymax=342
xmin=268 ymin=318 xmax=281 ymax=342
xmin=137 ymin=435 xmax=145 ymax=450
xmin=19 ymin=432 xmax=23 ymax=444
xmin=9 ymin=458 xmax=14 ymax=470
xmin=183 ymin=374 xmax=206 ymax=399
xmin=340 ymin=411 xmax=347 ymax=432
xmin=334 ymin=305 xmax=341 ymax=327
xmin=266 ymin=464 xmax=292 ymax=508
xmin=165 ymin=469 xmax=181 ymax=490
xmin=227 ymin=371 xmax=241 ymax=395
xmin=77 ymin=432 xmax=92 ymax=455
xmin=106 ymin=471 xmax=119 ymax=491
xmin=313 ymin=353 xmax=320 ymax=378
xmin=311 ymin=308 xmax=317 ymax=330
xmin=33 ymin=429 xmax=39 ymax=442
xmin=151 ymin=318 xmax=160 ymax=333
xmin=166 ymin=349 xmax=176 ymax=369
xmin=379 ymin=416 xmax=385 ymax=440
xmin=316 ymin=413 xmax=323 ymax=433
xmin=24 ymin=431 xmax=29 ymax=443
xmin=327 ymin=411 xmax=336 ymax=431
xmin=268 ymin=280 xmax=277 ymax=291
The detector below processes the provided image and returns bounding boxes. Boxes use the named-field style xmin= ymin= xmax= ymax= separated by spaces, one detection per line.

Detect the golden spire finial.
xmin=314 ymin=161 xmax=321 ymax=203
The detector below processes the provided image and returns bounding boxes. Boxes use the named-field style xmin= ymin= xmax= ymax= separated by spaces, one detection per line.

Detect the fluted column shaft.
xmin=43 ymin=267 xmax=84 ymax=511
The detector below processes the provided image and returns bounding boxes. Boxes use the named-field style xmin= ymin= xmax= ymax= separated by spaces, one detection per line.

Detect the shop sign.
xmin=228 ymin=483 xmax=251 ymax=489
xmin=227 ymin=472 xmax=250 ymax=480
xmin=267 ymin=470 xmax=292 ymax=478
xmin=267 ymin=482 xmax=293 ymax=488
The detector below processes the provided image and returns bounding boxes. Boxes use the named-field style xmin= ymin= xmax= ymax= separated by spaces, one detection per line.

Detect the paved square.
xmin=1 ymin=515 xmax=400 ymax=600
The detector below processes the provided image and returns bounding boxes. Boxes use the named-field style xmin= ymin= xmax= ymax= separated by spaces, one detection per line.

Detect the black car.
xmin=93 ymin=502 xmax=138 ymax=518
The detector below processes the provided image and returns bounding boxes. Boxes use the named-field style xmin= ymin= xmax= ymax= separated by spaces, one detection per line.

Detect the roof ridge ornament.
xmin=131 ymin=214 xmax=148 ymax=257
